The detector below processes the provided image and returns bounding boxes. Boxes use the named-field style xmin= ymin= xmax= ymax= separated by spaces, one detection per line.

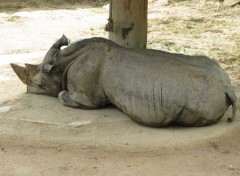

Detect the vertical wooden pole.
xmin=108 ymin=0 xmax=148 ymax=48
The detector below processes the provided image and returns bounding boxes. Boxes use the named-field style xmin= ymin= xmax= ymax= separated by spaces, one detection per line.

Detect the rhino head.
xmin=10 ymin=63 xmax=62 ymax=97
xmin=10 ymin=35 xmax=69 ymax=96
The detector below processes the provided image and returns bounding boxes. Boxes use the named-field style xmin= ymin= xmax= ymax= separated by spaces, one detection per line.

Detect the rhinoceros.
xmin=11 ymin=35 xmax=237 ymax=127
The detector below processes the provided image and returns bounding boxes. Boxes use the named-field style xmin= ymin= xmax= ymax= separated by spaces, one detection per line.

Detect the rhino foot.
xmin=58 ymin=90 xmax=93 ymax=109
xmin=59 ymin=90 xmax=79 ymax=107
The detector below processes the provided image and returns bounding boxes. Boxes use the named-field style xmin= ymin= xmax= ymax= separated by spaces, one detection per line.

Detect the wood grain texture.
xmin=109 ymin=0 xmax=148 ymax=48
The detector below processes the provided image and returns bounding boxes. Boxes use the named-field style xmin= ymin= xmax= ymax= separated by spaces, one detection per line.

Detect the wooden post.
xmin=106 ymin=0 xmax=148 ymax=48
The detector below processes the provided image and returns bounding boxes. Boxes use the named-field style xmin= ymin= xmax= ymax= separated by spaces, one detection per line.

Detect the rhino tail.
xmin=225 ymin=90 xmax=237 ymax=122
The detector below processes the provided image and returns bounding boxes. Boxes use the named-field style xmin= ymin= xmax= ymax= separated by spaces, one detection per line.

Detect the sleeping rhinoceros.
xmin=11 ymin=35 xmax=237 ymax=127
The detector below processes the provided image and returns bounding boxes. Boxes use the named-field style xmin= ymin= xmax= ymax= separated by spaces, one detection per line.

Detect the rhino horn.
xmin=51 ymin=34 xmax=69 ymax=49
xmin=10 ymin=63 xmax=28 ymax=85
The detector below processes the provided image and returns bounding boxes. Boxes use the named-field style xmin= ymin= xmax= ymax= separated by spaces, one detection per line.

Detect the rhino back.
xmin=102 ymin=49 xmax=230 ymax=127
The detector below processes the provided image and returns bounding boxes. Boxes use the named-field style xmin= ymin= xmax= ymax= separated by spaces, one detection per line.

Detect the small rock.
xmin=1 ymin=148 xmax=7 ymax=152
xmin=68 ymin=120 xmax=91 ymax=128
xmin=0 ymin=106 xmax=11 ymax=113
xmin=209 ymin=141 xmax=219 ymax=150
xmin=229 ymin=165 xmax=235 ymax=170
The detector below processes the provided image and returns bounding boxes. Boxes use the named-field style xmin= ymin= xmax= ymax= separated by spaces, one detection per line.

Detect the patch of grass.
xmin=95 ymin=0 xmax=108 ymax=3
xmin=193 ymin=50 xmax=206 ymax=56
xmin=149 ymin=16 xmax=181 ymax=26
xmin=91 ymin=0 xmax=108 ymax=6
xmin=161 ymin=40 xmax=175 ymax=50
xmin=90 ymin=8 xmax=105 ymax=13
xmin=236 ymin=57 xmax=240 ymax=65
xmin=162 ymin=40 xmax=175 ymax=47
xmin=188 ymin=17 xmax=205 ymax=23
xmin=168 ymin=0 xmax=187 ymax=4
xmin=3 ymin=15 xmax=19 ymax=22
xmin=173 ymin=46 xmax=181 ymax=53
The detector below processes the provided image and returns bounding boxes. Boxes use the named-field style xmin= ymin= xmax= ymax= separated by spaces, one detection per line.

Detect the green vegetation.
xmin=5 ymin=15 xmax=19 ymax=22
xmin=0 ymin=0 xmax=107 ymax=11
xmin=148 ymin=1 xmax=240 ymax=79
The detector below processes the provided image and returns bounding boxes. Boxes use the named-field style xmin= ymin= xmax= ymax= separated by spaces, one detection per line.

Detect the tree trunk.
xmin=107 ymin=0 xmax=148 ymax=48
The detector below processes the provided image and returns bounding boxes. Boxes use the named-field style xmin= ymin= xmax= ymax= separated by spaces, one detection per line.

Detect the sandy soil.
xmin=0 ymin=1 xmax=240 ymax=176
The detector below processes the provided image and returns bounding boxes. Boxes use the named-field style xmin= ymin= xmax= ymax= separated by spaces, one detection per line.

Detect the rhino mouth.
xmin=26 ymin=86 xmax=59 ymax=97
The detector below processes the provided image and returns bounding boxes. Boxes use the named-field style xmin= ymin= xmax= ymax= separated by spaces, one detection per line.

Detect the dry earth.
xmin=0 ymin=1 xmax=240 ymax=176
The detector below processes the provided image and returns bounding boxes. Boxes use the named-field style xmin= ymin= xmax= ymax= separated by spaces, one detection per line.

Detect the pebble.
xmin=229 ymin=165 xmax=235 ymax=170
xmin=68 ymin=120 xmax=92 ymax=128
xmin=0 ymin=106 xmax=11 ymax=113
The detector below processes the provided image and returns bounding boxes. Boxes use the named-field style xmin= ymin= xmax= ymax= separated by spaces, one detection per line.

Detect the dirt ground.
xmin=0 ymin=1 xmax=240 ymax=176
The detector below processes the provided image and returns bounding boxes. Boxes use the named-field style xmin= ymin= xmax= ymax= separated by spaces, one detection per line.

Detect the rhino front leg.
xmin=58 ymin=90 xmax=94 ymax=109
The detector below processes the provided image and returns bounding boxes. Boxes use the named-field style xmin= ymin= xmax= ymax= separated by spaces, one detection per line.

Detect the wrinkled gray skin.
xmin=11 ymin=35 xmax=237 ymax=127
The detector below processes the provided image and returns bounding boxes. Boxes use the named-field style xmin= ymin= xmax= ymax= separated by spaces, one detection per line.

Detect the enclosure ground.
xmin=0 ymin=1 xmax=240 ymax=175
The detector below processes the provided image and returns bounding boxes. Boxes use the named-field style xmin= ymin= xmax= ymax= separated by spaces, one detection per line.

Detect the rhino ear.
xmin=51 ymin=34 xmax=69 ymax=49
xmin=41 ymin=63 xmax=53 ymax=75
xmin=10 ymin=63 xmax=28 ymax=85
xmin=61 ymin=34 xmax=69 ymax=45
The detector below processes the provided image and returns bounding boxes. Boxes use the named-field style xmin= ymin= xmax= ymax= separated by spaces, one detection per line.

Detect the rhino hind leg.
xmin=58 ymin=90 xmax=94 ymax=109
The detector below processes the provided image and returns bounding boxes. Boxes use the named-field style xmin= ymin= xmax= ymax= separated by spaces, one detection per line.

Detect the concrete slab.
xmin=0 ymin=53 xmax=239 ymax=151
